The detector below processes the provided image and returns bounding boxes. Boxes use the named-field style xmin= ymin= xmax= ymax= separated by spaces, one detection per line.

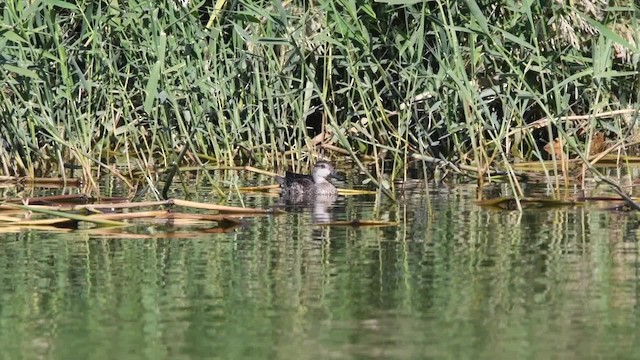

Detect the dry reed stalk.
xmin=86 ymin=210 xmax=247 ymax=223
xmin=0 ymin=177 xmax=82 ymax=186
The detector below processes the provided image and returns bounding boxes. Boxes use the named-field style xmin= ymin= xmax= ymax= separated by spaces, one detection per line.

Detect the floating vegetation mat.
xmin=0 ymin=195 xmax=282 ymax=233
xmin=0 ymin=191 xmax=392 ymax=234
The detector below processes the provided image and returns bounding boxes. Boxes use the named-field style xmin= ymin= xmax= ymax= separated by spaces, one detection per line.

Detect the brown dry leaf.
xmin=543 ymin=138 xmax=566 ymax=158
xmin=590 ymin=132 xmax=605 ymax=155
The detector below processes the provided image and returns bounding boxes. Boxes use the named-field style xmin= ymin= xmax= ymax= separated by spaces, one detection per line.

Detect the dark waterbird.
xmin=275 ymin=161 xmax=344 ymax=203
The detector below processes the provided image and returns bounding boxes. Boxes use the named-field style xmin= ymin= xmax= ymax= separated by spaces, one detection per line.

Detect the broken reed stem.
xmin=85 ymin=210 xmax=247 ymax=223
xmin=2 ymin=198 xmax=279 ymax=214
xmin=596 ymin=176 xmax=640 ymax=212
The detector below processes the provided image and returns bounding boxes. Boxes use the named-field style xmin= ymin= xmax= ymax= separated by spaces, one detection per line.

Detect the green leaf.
xmin=3 ymin=31 xmax=27 ymax=44
xmin=497 ymin=28 xmax=535 ymax=51
xmin=69 ymin=57 xmax=90 ymax=91
xmin=546 ymin=68 xmax=593 ymax=96
xmin=3 ymin=64 xmax=41 ymax=80
xmin=360 ymin=4 xmax=377 ymax=19
xmin=593 ymin=70 xmax=638 ymax=79
xmin=465 ymin=0 xmax=489 ymax=35
xmin=373 ymin=0 xmax=422 ymax=4
xmin=257 ymin=38 xmax=290 ymax=45
xmin=233 ymin=22 xmax=255 ymax=43
xmin=156 ymin=32 xmax=167 ymax=66
xmin=144 ymin=62 xmax=161 ymax=114
xmin=272 ymin=0 xmax=289 ymax=28
xmin=45 ymin=0 xmax=79 ymax=10
xmin=578 ymin=11 xmax=638 ymax=51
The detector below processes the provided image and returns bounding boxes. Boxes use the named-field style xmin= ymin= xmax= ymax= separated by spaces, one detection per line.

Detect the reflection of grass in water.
xmin=0 ymin=193 xmax=634 ymax=359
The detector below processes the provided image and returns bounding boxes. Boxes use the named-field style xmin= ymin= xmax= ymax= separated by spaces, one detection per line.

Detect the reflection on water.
xmin=277 ymin=195 xmax=339 ymax=225
xmin=0 ymin=184 xmax=640 ymax=359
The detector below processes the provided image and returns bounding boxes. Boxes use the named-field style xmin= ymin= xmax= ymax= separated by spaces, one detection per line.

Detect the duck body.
xmin=275 ymin=161 xmax=340 ymax=203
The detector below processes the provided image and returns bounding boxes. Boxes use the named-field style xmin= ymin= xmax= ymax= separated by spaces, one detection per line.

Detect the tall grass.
xmin=0 ymin=0 xmax=638 ymax=195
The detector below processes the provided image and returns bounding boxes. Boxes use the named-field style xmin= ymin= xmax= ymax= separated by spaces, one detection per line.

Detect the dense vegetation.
xmin=0 ymin=0 xmax=638 ymax=190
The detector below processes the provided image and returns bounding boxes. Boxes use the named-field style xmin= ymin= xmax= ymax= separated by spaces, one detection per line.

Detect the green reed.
xmin=0 ymin=0 xmax=638 ymax=198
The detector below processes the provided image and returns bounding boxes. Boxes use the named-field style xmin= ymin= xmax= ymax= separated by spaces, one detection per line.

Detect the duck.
xmin=275 ymin=161 xmax=341 ymax=202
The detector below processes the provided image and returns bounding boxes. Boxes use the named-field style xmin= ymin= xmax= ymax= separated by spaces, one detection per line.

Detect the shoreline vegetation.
xmin=1 ymin=0 xmax=639 ymax=203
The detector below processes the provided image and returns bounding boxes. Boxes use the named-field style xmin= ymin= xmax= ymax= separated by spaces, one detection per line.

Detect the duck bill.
xmin=329 ymin=171 xmax=346 ymax=181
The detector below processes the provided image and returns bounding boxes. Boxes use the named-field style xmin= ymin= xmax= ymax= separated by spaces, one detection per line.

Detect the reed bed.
xmin=0 ymin=0 xmax=638 ymax=201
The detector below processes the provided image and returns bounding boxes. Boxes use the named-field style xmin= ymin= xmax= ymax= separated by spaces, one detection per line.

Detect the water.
xmin=1 ymin=184 xmax=640 ymax=360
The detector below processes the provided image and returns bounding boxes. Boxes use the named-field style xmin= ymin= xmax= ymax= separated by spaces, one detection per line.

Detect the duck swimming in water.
xmin=275 ymin=161 xmax=341 ymax=202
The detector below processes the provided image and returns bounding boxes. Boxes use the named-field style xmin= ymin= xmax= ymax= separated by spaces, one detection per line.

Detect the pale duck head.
xmin=311 ymin=161 xmax=336 ymax=184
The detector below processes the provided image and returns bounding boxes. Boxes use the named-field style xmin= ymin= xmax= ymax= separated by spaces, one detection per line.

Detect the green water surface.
xmin=0 ymin=185 xmax=638 ymax=360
